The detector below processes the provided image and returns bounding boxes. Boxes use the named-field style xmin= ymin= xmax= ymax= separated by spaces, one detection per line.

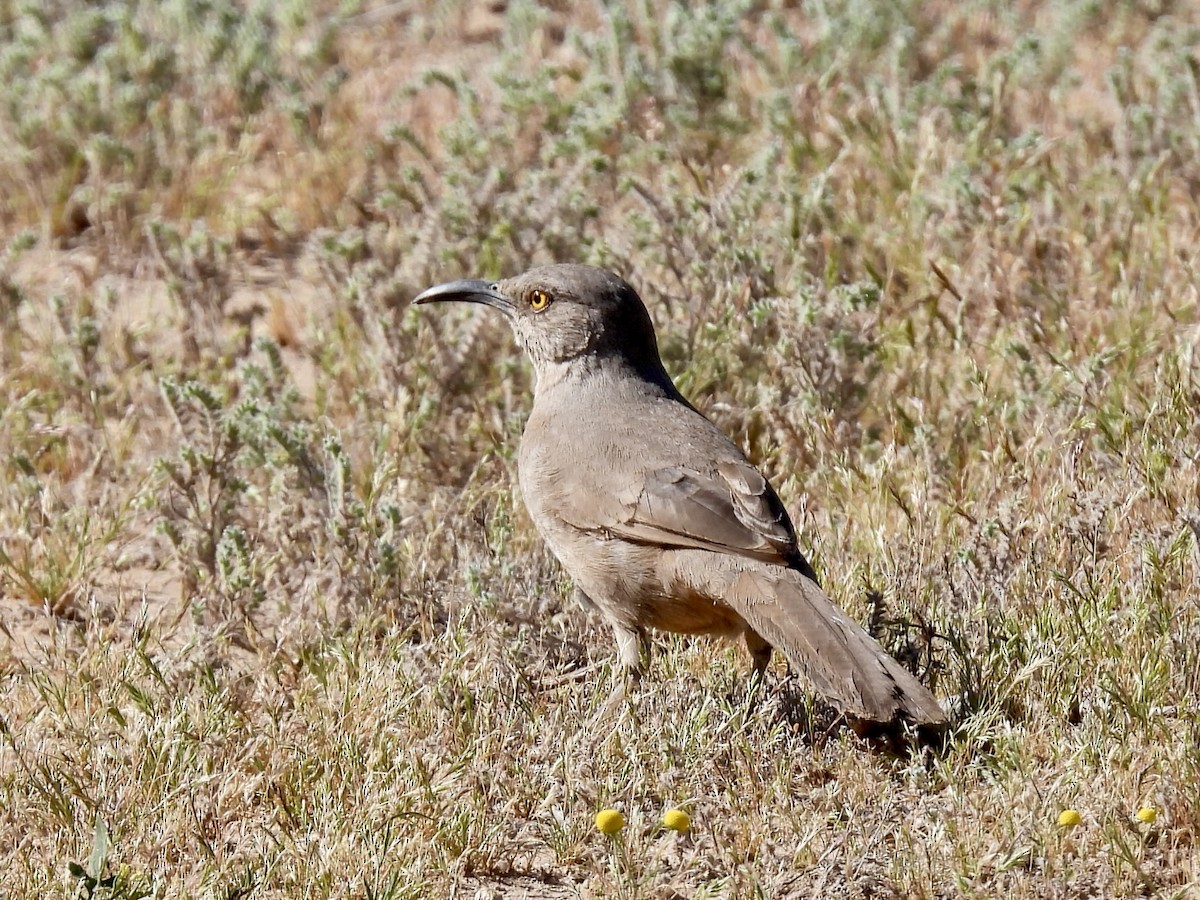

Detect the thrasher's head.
xmin=413 ymin=264 xmax=666 ymax=380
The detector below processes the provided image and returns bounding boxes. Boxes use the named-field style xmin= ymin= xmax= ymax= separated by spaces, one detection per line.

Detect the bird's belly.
xmin=580 ymin=542 xmax=746 ymax=637
xmin=527 ymin=510 xmax=748 ymax=638
xmin=636 ymin=587 xmax=748 ymax=636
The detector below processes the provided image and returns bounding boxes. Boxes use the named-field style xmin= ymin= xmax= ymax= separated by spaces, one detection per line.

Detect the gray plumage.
xmin=414 ymin=264 xmax=945 ymax=728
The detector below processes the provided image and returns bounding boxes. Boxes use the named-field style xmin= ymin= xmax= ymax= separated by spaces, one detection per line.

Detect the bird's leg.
xmin=597 ymin=622 xmax=647 ymax=719
xmin=614 ymin=621 xmax=648 ymax=676
xmin=744 ymin=630 xmax=774 ymax=706
xmin=712 ymin=630 xmax=775 ymax=739
xmin=573 ymin=587 xmax=648 ymax=688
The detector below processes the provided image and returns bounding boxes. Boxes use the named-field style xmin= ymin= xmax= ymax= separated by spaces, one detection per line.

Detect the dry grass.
xmin=1 ymin=0 xmax=1198 ymax=896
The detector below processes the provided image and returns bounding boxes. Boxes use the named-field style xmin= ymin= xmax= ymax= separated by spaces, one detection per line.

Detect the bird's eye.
xmin=529 ymin=289 xmax=552 ymax=312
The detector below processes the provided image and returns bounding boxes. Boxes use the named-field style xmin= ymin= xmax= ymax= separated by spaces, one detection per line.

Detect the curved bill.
xmin=412 ymin=279 xmax=513 ymax=314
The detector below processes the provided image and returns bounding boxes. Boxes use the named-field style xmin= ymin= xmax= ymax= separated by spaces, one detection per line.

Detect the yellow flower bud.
xmin=662 ymin=808 xmax=691 ymax=832
xmin=1057 ymin=809 xmax=1082 ymax=827
xmin=1135 ymin=807 xmax=1156 ymax=824
xmin=595 ymin=808 xmax=625 ymax=835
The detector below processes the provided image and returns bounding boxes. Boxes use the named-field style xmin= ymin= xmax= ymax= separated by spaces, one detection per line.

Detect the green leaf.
xmin=88 ymin=816 xmax=110 ymax=879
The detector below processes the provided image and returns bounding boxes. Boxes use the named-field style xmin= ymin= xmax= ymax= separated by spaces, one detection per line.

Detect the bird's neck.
xmin=531 ymin=352 xmax=680 ymax=401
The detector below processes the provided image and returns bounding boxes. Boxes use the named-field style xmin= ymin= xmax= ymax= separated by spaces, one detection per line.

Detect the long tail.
xmin=707 ymin=557 xmax=946 ymax=727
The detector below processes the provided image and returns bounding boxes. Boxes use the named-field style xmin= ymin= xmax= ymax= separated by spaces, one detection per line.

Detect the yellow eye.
xmin=529 ymin=289 xmax=552 ymax=311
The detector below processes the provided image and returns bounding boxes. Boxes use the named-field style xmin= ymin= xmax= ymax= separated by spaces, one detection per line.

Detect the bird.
xmin=414 ymin=264 xmax=946 ymax=730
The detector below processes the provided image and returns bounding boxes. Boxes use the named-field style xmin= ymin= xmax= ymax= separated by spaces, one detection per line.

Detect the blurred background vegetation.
xmin=0 ymin=1 xmax=1197 ymax=896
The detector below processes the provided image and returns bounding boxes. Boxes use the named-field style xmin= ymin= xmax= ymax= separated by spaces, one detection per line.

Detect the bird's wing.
xmin=602 ymin=460 xmax=803 ymax=566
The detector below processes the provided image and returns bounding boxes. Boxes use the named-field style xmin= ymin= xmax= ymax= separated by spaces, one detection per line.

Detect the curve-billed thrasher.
xmin=415 ymin=264 xmax=945 ymax=729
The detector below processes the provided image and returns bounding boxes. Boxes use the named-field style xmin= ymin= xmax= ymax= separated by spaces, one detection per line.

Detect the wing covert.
xmin=611 ymin=462 xmax=800 ymax=565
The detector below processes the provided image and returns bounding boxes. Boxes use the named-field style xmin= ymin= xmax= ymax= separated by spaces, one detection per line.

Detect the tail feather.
xmin=722 ymin=562 xmax=946 ymax=727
